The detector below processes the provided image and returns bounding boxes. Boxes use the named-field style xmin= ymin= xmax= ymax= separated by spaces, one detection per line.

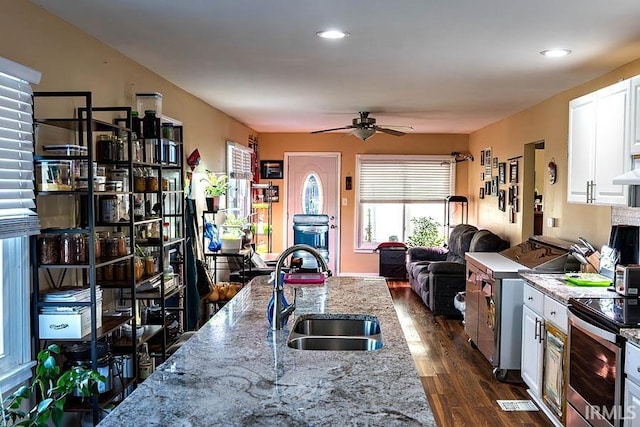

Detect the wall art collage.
xmin=479 ymin=147 xmax=520 ymax=222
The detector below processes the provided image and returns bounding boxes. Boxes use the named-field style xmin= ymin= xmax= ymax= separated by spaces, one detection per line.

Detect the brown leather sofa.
xmin=406 ymin=224 xmax=509 ymax=317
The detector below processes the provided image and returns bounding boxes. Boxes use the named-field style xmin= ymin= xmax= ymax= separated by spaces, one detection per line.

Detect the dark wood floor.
xmin=387 ymin=280 xmax=551 ymax=427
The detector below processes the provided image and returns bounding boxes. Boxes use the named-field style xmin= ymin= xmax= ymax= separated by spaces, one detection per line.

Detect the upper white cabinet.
xmin=630 ymin=76 xmax=640 ymax=155
xmin=567 ymin=79 xmax=630 ymax=205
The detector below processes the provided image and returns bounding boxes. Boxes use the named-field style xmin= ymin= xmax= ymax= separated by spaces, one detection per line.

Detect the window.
xmin=0 ymin=56 xmax=41 ymax=392
xmin=226 ymin=141 xmax=252 ymax=220
xmin=302 ymin=173 xmax=322 ymax=214
xmin=356 ymin=154 xmax=454 ymax=250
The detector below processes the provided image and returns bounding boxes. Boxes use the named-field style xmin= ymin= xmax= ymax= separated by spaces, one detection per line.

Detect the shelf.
xmin=64 ymin=376 xmax=136 ymax=412
xmin=35 ymin=117 xmax=119 ymax=132
xmin=111 ymin=324 xmax=164 ymax=349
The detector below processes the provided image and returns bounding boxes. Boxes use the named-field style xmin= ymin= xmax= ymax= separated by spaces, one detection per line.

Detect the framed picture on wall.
xmin=260 ymin=160 xmax=283 ymax=179
xmin=479 ymin=187 xmax=485 ymax=199
xmin=491 ymin=176 xmax=498 ymax=196
xmin=493 ymin=157 xmax=498 ymax=169
xmin=485 ymin=180 xmax=491 ymax=195
xmin=480 ymin=150 xmax=485 ymax=166
xmin=499 ymin=162 xmax=506 ymax=184
xmin=510 ymin=160 xmax=519 ymax=183
xmin=484 ymin=148 xmax=492 ymax=176
xmin=498 ymin=189 xmax=506 ymax=211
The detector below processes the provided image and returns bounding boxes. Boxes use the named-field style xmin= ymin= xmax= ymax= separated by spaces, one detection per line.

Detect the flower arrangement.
xmin=201 ymin=171 xmax=229 ymax=197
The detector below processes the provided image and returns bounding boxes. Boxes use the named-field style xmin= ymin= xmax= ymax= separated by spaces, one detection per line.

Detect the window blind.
xmin=0 ymin=57 xmax=41 ymax=238
xmin=227 ymin=141 xmax=252 ymax=180
xmin=358 ymin=155 xmax=454 ymax=203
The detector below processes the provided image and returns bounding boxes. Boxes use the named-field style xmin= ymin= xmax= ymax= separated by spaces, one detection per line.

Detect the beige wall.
xmin=0 ymin=1 xmax=254 ymax=174
xmin=258 ymin=133 xmax=470 ymax=274
xmin=469 ymin=58 xmax=640 ymax=248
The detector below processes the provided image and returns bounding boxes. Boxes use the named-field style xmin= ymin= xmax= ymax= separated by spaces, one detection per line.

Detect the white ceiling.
xmin=31 ymin=0 xmax=640 ymax=134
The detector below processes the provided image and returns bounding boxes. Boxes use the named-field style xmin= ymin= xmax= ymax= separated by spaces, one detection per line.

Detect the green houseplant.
xmin=200 ymin=171 xmax=229 ymax=211
xmin=1 ymin=344 xmax=105 ymax=427
xmin=406 ymin=216 xmax=445 ymax=248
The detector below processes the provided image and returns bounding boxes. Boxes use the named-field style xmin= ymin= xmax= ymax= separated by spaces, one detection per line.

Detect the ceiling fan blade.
xmin=375 ymin=126 xmax=406 ymax=137
xmin=310 ymin=125 xmax=355 ymax=134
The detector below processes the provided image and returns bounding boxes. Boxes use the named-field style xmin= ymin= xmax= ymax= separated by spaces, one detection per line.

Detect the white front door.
xmin=285 ymin=153 xmax=340 ymax=274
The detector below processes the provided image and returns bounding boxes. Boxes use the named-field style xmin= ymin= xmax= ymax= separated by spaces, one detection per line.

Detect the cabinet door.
xmin=593 ymin=79 xmax=630 ymax=206
xmin=522 ymin=305 xmax=544 ymax=398
xmin=567 ymin=92 xmax=596 ymax=204
xmin=630 ymin=76 xmax=640 ymax=155
xmin=624 ymin=379 xmax=640 ymax=426
xmin=542 ymin=324 xmax=567 ymax=424
xmin=464 ymin=265 xmax=480 ymax=344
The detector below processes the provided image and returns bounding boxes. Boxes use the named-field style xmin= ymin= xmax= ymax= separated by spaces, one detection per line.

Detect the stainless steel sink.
xmin=288 ymin=336 xmax=383 ymax=351
xmin=287 ymin=314 xmax=383 ymax=351
xmin=292 ymin=314 xmax=381 ymax=336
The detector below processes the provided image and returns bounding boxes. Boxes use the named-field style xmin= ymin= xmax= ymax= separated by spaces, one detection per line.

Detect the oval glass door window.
xmin=302 ymin=173 xmax=323 ymax=214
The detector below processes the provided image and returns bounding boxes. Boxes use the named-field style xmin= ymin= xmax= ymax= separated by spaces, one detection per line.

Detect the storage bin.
xmin=39 ymin=303 xmax=102 ymax=339
xmin=36 ymin=160 xmax=73 ymax=191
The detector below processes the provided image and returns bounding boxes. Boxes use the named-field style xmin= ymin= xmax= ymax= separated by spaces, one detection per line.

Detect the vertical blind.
xmin=0 ymin=57 xmax=41 ymax=238
xmin=358 ymin=155 xmax=454 ymax=203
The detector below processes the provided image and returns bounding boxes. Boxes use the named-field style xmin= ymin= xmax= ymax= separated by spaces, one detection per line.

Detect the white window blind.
xmin=0 ymin=57 xmax=41 ymax=238
xmin=358 ymin=155 xmax=454 ymax=203
xmin=227 ymin=141 xmax=252 ymax=180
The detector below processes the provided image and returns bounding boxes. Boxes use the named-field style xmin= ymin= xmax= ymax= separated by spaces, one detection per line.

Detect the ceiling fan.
xmin=311 ymin=111 xmax=412 ymax=141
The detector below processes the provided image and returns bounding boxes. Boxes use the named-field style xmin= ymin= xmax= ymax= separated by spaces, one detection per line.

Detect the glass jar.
xmin=104 ymin=237 xmax=119 ymax=258
xmin=146 ymin=174 xmax=159 ymax=192
xmin=134 ymin=199 xmax=145 ymax=221
xmin=113 ymin=232 xmax=127 ymax=256
xmin=59 ymin=233 xmax=75 ymax=265
xmin=134 ymin=168 xmax=147 ymax=192
xmin=148 ymin=222 xmax=160 ymax=241
xmin=115 ymin=261 xmax=127 ymax=281
xmin=143 ymin=110 xmax=158 ymax=139
xmin=161 ymin=123 xmax=174 ymax=140
xmin=96 ymin=266 xmax=104 ymax=281
xmin=144 ymin=255 xmax=155 ymax=276
xmin=75 ymin=234 xmax=87 ymax=264
xmin=39 ymin=234 xmax=59 ymax=265
xmin=103 ymin=263 xmax=114 ymax=281
xmin=96 ymin=135 xmax=113 ymax=162
xmin=162 ymin=177 xmax=169 ymax=191
xmin=134 ymin=256 xmax=144 ymax=280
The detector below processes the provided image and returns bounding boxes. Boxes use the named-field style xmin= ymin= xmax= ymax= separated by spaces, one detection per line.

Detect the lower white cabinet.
xmin=522 ymin=304 xmax=544 ymax=397
xmin=625 ymin=341 xmax=640 ymax=425
xmin=521 ymin=282 xmax=567 ymax=427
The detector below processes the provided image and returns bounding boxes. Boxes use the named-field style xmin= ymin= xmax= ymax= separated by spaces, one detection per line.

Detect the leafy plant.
xmin=220 ymin=213 xmax=247 ymax=239
xmin=200 ymin=171 xmax=229 ymax=197
xmin=406 ymin=216 xmax=445 ymax=248
xmin=1 ymin=344 xmax=105 ymax=427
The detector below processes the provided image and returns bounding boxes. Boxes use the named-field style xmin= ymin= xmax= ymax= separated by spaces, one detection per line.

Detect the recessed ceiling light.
xmin=316 ymin=29 xmax=350 ymax=39
xmin=540 ymin=48 xmax=572 ymax=58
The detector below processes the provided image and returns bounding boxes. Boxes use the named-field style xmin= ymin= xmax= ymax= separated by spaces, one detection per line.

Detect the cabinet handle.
xmin=550 ymin=311 xmax=556 ymax=316
xmin=534 ymin=318 xmax=540 ymax=341
xmin=527 ymin=296 xmax=533 ymax=301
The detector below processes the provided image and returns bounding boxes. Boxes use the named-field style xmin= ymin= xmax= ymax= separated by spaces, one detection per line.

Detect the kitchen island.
xmin=99 ymin=276 xmax=435 ymax=426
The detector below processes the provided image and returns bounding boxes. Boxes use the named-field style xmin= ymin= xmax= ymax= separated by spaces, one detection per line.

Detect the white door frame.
xmin=283 ymin=152 xmax=341 ymax=275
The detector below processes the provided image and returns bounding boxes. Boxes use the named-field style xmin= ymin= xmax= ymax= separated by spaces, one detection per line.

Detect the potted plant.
xmin=1 ymin=344 xmax=105 ymax=427
xmin=220 ymin=213 xmax=246 ymax=252
xmin=200 ymin=171 xmax=229 ymax=211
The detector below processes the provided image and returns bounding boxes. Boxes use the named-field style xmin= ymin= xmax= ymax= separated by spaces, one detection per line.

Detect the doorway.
xmin=284 ymin=153 xmax=340 ymax=274
xmin=523 ymin=140 xmax=545 ymax=241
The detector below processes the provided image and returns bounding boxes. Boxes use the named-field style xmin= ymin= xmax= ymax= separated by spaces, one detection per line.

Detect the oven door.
xmin=568 ymin=311 xmax=624 ymax=427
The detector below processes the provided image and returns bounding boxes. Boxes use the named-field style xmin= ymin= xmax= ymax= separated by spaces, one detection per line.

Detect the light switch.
xmin=342 ymin=198 xmax=348 ymax=206
xmin=547 ymin=217 xmax=556 ymax=227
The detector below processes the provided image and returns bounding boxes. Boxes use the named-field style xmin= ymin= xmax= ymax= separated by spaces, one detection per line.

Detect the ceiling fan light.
xmin=353 ymin=128 xmax=376 ymax=141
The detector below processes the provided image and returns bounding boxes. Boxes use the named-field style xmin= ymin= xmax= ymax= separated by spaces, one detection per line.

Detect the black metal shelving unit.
xmin=31 ymin=92 xmax=187 ymax=425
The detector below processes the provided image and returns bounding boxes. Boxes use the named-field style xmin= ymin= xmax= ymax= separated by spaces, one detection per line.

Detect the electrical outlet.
xmin=342 ymin=198 xmax=348 ymax=206
xmin=547 ymin=217 xmax=556 ymax=228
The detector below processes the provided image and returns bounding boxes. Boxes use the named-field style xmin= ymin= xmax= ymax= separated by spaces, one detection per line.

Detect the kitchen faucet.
xmin=270 ymin=244 xmax=330 ymax=330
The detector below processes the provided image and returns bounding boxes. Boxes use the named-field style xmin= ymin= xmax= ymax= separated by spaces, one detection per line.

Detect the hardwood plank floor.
xmin=387 ymin=280 xmax=552 ymax=427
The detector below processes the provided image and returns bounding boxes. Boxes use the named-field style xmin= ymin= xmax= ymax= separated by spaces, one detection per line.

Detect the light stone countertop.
xmin=98 ymin=276 xmax=435 ymax=427
xmin=519 ymin=272 xmax=640 ymax=346
xmin=518 ymin=272 xmax=615 ymax=304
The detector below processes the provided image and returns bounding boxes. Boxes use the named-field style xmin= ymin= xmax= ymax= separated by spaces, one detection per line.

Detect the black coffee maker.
xmin=609 ymin=225 xmax=640 ymax=265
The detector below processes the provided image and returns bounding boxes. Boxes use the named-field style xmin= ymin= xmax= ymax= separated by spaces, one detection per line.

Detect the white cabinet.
xmin=630 ymin=76 xmax=640 ymax=155
xmin=521 ymin=283 xmax=566 ymax=427
xmin=522 ymin=304 xmax=544 ymax=398
xmin=625 ymin=341 xmax=640 ymax=425
xmin=567 ymin=79 xmax=630 ymax=205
